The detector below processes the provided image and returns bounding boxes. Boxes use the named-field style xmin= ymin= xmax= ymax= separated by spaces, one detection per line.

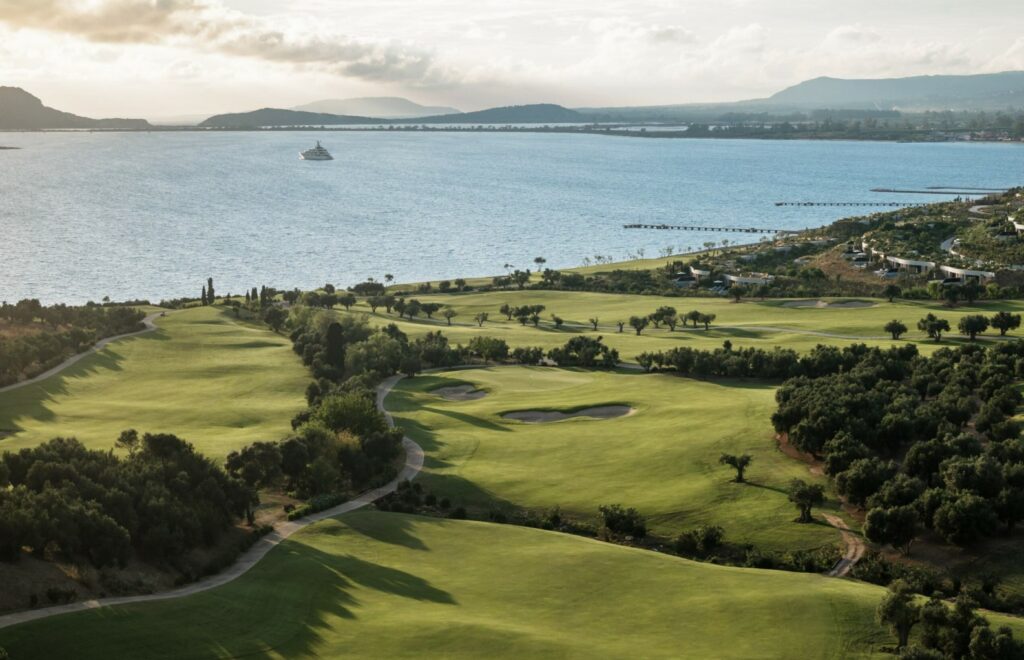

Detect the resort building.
xmin=689 ymin=266 xmax=711 ymax=281
xmin=885 ymin=256 xmax=936 ymax=275
xmin=723 ymin=273 xmax=774 ymax=287
xmin=938 ymin=265 xmax=996 ymax=284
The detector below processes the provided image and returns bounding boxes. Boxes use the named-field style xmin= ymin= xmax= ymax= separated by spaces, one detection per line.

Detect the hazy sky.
xmin=1 ymin=0 xmax=1023 ymax=119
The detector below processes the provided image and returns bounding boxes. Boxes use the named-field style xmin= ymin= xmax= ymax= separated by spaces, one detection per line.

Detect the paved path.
xmin=823 ymin=514 xmax=866 ymax=577
xmin=0 ymin=311 xmax=169 ymax=395
xmin=0 ymin=376 xmax=424 ymax=630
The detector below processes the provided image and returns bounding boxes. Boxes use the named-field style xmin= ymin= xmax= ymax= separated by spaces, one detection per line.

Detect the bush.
xmin=449 ymin=506 xmax=467 ymax=520
xmin=674 ymin=525 xmax=724 ymax=557
xmin=45 ymin=587 xmax=77 ymax=604
xmin=598 ymin=504 xmax=646 ymax=539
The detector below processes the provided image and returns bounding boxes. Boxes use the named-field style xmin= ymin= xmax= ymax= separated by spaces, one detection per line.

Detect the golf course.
xmin=387 ymin=366 xmax=840 ymax=550
xmin=0 ymin=510 xmax=910 ymax=658
xmin=0 ymin=306 xmax=308 ymax=461
xmin=4 ymin=284 xmax=1024 ymax=658
xmin=340 ymin=290 xmax=1024 ymax=359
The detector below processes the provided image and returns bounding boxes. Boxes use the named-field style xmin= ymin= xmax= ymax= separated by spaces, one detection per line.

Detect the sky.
xmin=1 ymin=0 xmax=1023 ymax=119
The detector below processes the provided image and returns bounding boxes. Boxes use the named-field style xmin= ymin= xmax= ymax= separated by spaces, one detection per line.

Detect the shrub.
xmin=598 ymin=504 xmax=646 ymax=539
xmin=674 ymin=525 xmax=724 ymax=557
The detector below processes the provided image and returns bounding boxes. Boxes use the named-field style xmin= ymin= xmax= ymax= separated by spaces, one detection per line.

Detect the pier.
xmin=870 ymin=188 xmax=992 ymax=195
xmin=623 ymin=223 xmax=795 ymax=234
xmin=773 ymin=201 xmax=911 ymax=207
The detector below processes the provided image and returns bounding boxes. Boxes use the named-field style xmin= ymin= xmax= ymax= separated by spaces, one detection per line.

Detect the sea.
xmin=1 ymin=130 xmax=1022 ymax=304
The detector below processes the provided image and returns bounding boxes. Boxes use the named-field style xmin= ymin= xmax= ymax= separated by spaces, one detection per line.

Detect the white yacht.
xmin=300 ymin=141 xmax=333 ymax=160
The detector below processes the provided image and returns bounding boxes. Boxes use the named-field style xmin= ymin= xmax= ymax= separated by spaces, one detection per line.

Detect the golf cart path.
xmin=0 ymin=311 xmax=170 ymax=395
xmin=0 ymin=375 xmax=423 ymax=631
xmin=822 ymin=514 xmax=865 ymax=577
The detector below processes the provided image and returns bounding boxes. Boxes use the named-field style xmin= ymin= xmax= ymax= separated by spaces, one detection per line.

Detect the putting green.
xmin=342 ymin=291 xmax=1024 ymax=359
xmin=0 ymin=306 xmax=307 ymax=462
xmin=0 ymin=511 xmax=898 ymax=659
xmin=388 ymin=366 xmax=838 ymax=551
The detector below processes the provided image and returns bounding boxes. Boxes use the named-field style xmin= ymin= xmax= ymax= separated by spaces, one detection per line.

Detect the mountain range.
xmin=3 ymin=71 xmax=1024 ymax=130
xmin=292 ymin=97 xmax=459 ymax=118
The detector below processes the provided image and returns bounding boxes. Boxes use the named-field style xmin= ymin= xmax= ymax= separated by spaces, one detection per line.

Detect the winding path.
xmin=822 ymin=514 xmax=866 ymax=577
xmin=0 ymin=311 xmax=169 ymax=395
xmin=0 ymin=375 xmax=424 ymax=631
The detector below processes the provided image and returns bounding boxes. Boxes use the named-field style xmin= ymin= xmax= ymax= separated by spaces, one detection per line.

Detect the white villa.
xmin=939 ymin=265 xmax=996 ymax=284
xmin=884 ymin=256 xmax=936 ymax=275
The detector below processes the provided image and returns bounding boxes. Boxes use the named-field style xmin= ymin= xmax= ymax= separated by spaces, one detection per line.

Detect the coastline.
xmin=0 ymin=126 xmax=1021 ymax=144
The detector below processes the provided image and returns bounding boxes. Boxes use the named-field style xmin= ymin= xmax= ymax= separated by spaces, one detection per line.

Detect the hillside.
xmin=293 ymin=96 xmax=459 ymax=118
xmin=580 ymin=71 xmax=1024 ymax=120
xmin=768 ymin=71 xmax=1024 ymax=110
xmin=0 ymin=87 xmax=150 ymax=130
xmin=408 ymin=103 xmax=586 ymax=124
xmin=197 ymin=108 xmax=379 ymax=128
xmin=200 ymin=103 xmax=587 ymax=127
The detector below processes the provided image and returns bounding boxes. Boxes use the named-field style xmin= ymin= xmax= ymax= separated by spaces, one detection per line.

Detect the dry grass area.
xmin=0 ymin=320 xmax=52 ymax=340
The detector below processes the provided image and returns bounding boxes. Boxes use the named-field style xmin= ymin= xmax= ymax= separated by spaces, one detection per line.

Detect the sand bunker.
xmin=782 ymin=299 xmax=875 ymax=309
xmin=502 ymin=405 xmax=635 ymax=423
xmin=433 ymin=385 xmax=487 ymax=401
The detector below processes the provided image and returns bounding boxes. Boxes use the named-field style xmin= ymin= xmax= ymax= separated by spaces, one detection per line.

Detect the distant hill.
xmin=580 ymin=71 xmax=1024 ymax=120
xmin=0 ymin=87 xmax=151 ymax=130
xmin=199 ymin=103 xmax=587 ymax=128
xmin=293 ymin=97 xmax=459 ymax=119
xmin=407 ymin=104 xmax=586 ymax=124
xmin=197 ymin=108 xmax=380 ymax=128
xmin=767 ymin=71 xmax=1024 ymax=110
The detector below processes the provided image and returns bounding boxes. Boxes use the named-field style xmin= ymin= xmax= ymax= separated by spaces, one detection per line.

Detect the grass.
xmin=388 ymin=366 xmax=839 ymax=551
xmin=341 ymin=290 xmax=1024 ymax=360
xmin=0 ymin=306 xmax=308 ymax=462
xmin=0 ymin=510 xmax=909 ymax=659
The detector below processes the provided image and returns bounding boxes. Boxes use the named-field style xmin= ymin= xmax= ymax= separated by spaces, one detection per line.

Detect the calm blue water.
xmin=1 ymin=131 xmax=1021 ymax=304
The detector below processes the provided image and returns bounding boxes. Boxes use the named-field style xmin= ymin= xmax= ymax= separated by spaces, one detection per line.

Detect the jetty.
xmin=773 ymin=201 xmax=911 ymax=207
xmin=870 ymin=188 xmax=995 ymax=195
xmin=623 ymin=223 xmax=795 ymax=234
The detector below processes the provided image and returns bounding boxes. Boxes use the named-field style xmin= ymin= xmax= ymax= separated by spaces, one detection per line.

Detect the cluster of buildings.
xmin=852 ymin=241 xmax=996 ymax=285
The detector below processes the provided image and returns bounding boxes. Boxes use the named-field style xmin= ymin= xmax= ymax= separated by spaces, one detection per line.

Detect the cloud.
xmin=0 ymin=0 xmax=445 ymax=84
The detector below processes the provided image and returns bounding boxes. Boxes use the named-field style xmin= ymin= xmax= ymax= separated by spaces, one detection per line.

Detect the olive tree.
xmin=991 ymin=311 xmax=1021 ymax=336
xmin=629 ymin=316 xmax=649 ymax=335
xmin=958 ymin=314 xmax=989 ymax=341
xmin=884 ymin=319 xmax=908 ymax=340
xmin=788 ymin=479 xmax=825 ymax=523
xmin=719 ymin=453 xmax=752 ymax=483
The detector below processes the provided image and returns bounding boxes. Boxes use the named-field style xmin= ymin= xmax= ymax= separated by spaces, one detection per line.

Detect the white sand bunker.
xmin=433 ymin=384 xmax=487 ymax=401
xmin=503 ymin=405 xmax=635 ymax=423
xmin=782 ymin=299 xmax=876 ymax=309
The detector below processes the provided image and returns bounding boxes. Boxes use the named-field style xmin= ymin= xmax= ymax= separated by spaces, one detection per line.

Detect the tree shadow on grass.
xmin=0 ymin=518 xmax=457 ymax=660
xmin=337 ymin=510 xmax=433 ymax=551
xmin=0 ymin=343 xmax=142 ymax=436
xmin=745 ymin=481 xmax=788 ymax=496
xmin=417 ymin=406 xmax=510 ymax=433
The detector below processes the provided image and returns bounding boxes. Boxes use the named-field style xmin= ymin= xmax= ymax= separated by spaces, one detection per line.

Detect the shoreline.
xmin=0 ymin=127 xmax=1020 ymax=144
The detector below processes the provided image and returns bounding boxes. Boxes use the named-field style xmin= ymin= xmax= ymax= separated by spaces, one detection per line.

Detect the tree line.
xmin=0 ymin=433 xmax=254 ymax=568
xmin=773 ymin=341 xmax=1024 ymax=552
xmin=0 ymin=300 xmax=146 ymax=386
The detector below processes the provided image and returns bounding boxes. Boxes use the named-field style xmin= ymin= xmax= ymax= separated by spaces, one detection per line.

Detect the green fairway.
xmin=0 ymin=306 xmax=307 ymax=461
xmin=0 ymin=510 xmax=902 ymax=659
xmin=343 ymin=290 xmax=1024 ymax=359
xmin=388 ymin=366 xmax=838 ymax=551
